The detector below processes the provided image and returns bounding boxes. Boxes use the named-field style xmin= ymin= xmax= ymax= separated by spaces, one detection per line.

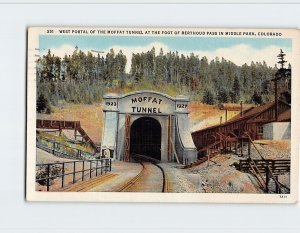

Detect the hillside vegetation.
xmin=36 ymin=48 xmax=289 ymax=114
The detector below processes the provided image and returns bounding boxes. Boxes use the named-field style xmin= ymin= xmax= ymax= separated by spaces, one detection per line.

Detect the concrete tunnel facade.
xmin=100 ymin=90 xmax=197 ymax=164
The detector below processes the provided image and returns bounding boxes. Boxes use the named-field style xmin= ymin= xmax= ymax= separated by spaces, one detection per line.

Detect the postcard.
xmin=26 ymin=27 xmax=299 ymax=203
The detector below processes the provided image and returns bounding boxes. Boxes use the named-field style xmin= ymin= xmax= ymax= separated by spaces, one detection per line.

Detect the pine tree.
xmin=230 ymin=76 xmax=241 ymax=103
xmin=36 ymin=93 xmax=47 ymax=113
xmin=36 ymin=47 xmax=282 ymax=105
xmin=36 ymin=93 xmax=52 ymax=113
xmin=217 ymin=87 xmax=229 ymax=103
xmin=203 ymin=89 xmax=215 ymax=105
xmin=252 ymin=91 xmax=262 ymax=105
xmin=277 ymin=49 xmax=287 ymax=69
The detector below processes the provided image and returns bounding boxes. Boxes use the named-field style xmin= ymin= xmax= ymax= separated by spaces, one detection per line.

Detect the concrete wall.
xmin=101 ymin=111 xmax=118 ymax=159
xmin=174 ymin=115 xmax=197 ymax=164
xmin=263 ymin=122 xmax=291 ymax=140
xmin=116 ymin=114 xmax=126 ymax=160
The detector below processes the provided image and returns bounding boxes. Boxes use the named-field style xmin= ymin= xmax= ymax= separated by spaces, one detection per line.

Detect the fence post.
xmin=109 ymin=159 xmax=112 ymax=172
xmin=73 ymin=161 xmax=76 ymax=184
xmin=52 ymin=142 xmax=55 ymax=155
xmin=95 ymin=160 xmax=98 ymax=176
xmin=100 ymin=159 xmax=103 ymax=175
xmin=90 ymin=161 xmax=92 ymax=178
xmin=275 ymin=176 xmax=279 ymax=193
xmin=248 ymin=139 xmax=251 ymax=155
xmin=82 ymin=161 xmax=85 ymax=181
xmin=241 ymin=138 xmax=244 ymax=156
xmin=235 ymin=141 xmax=237 ymax=155
xmin=265 ymin=169 xmax=269 ymax=193
xmin=47 ymin=164 xmax=50 ymax=191
xmin=62 ymin=163 xmax=65 ymax=188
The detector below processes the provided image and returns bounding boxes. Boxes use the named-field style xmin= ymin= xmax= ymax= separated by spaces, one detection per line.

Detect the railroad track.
xmin=118 ymin=154 xmax=170 ymax=193
xmin=55 ymin=154 xmax=170 ymax=193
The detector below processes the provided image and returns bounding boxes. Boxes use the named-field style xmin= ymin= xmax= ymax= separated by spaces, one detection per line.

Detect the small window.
xmin=257 ymin=125 xmax=264 ymax=135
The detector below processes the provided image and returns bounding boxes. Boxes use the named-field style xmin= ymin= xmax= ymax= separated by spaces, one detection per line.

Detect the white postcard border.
xmin=26 ymin=27 xmax=299 ymax=203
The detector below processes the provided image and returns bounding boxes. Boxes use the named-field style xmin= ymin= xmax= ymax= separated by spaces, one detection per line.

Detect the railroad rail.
xmin=36 ymin=119 xmax=99 ymax=152
xmin=118 ymin=154 xmax=170 ymax=193
xmin=62 ymin=173 xmax=118 ymax=192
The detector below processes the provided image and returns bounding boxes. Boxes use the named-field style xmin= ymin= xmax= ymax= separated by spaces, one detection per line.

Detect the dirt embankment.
xmin=184 ymin=140 xmax=291 ymax=193
xmin=188 ymin=102 xmax=240 ymax=132
xmin=37 ymin=103 xmax=104 ymax=144
xmin=252 ymin=140 xmax=290 ymax=160
xmin=186 ymin=154 xmax=264 ymax=193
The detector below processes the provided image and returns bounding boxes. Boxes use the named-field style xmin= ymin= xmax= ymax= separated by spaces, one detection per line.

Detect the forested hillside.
xmin=36 ymin=47 xmax=289 ymax=113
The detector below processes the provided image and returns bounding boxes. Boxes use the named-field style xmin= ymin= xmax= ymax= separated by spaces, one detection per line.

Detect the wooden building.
xmin=192 ymin=100 xmax=291 ymax=157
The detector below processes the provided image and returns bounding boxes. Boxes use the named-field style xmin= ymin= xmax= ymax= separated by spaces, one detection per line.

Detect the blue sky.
xmin=40 ymin=35 xmax=291 ymax=52
xmin=39 ymin=35 xmax=292 ymax=71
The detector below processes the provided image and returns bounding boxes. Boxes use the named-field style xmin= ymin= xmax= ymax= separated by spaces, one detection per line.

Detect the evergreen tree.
xmin=203 ymin=89 xmax=215 ymax=105
xmin=36 ymin=47 xmax=288 ymax=107
xmin=230 ymin=76 xmax=241 ymax=103
xmin=36 ymin=93 xmax=52 ymax=113
xmin=217 ymin=87 xmax=229 ymax=103
xmin=252 ymin=91 xmax=263 ymax=105
xmin=277 ymin=49 xmax=287 ymax=69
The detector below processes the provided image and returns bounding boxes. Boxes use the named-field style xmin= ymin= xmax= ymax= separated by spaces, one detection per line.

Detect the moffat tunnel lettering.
xmin=131 ymin=107 xmax=162 ymax=114
xmin=131 ymin=96 xmax=163 ymax=104
xmin=131 ymin=96 xmax=163 ymax=114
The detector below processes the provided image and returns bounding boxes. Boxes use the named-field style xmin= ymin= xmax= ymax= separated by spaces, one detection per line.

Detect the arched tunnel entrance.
xmin=130 ymin=117 xmax=161 ymax=160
